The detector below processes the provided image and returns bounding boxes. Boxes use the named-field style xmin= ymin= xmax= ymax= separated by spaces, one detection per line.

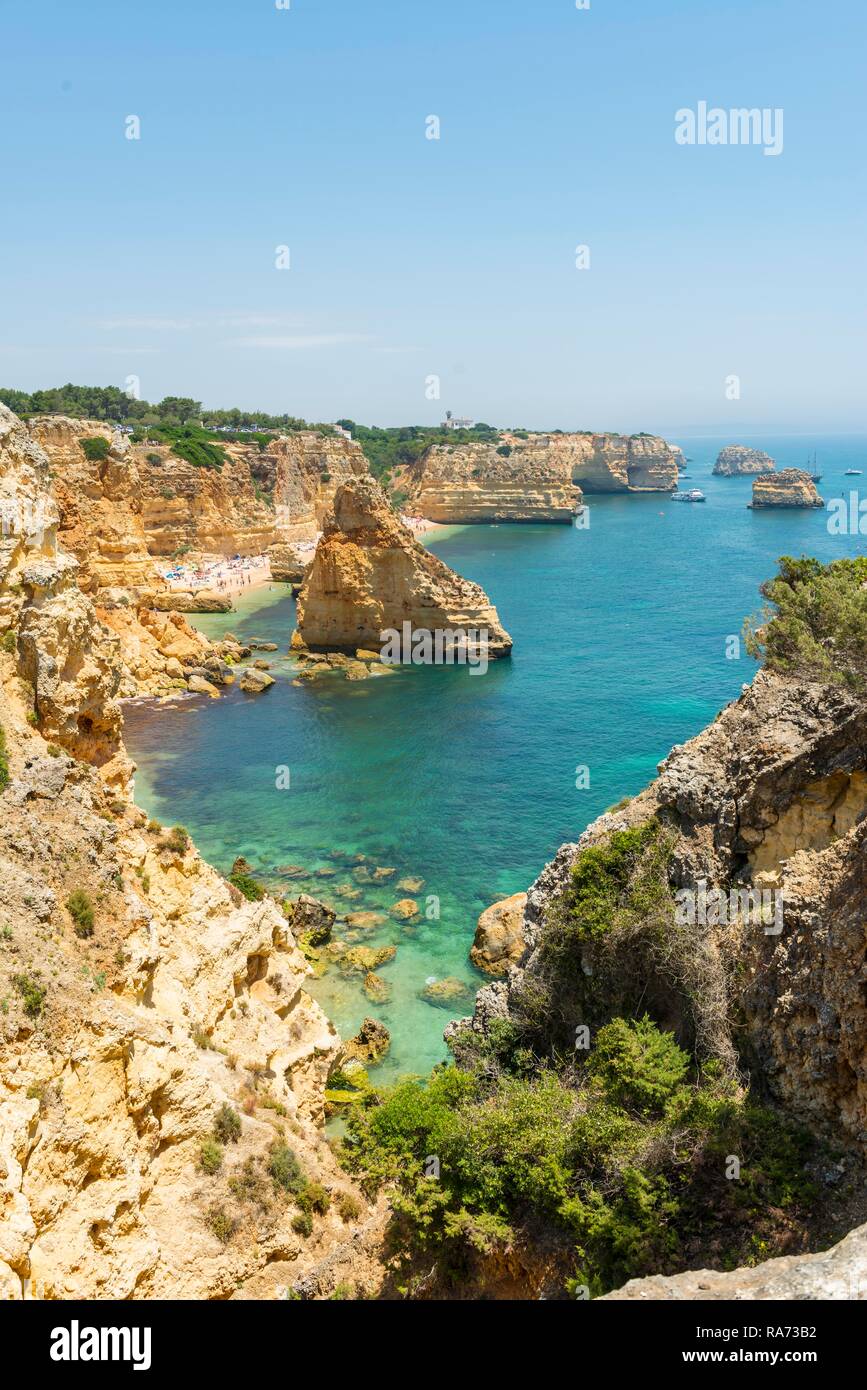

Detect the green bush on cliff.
xmin=341 ymin=1014 xmax=819 ymax=1294
xmin=746 ymin=554 xmax=867 ymax=688
xmin=79 ymin=436 xmax=111 ymax=462
xmin=213 ymin=1103 xmax=241 ymax=1144
xmin=228 ymin=870 xmax=265 ymax=901
xmin=586 ymin=1015 xmax=689 ymax=1116
xmin=13 ymin=972 xmax=47 ymax=1018
xmin=199 ymin=1139 xmax=224 ymax=1175
xmin=0 ymin=725 xmax=9 ymax=792
xmin=560 ymin=820 xmax=673 ymax=945
xmin=66 ymin=889 xmax=95 ymax=938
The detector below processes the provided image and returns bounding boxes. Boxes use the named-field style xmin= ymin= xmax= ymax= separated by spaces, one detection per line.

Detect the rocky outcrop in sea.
xmin=294 ymin=475 xmax=512 ymax=658
xmin=750 ymin=468 xmax=825 ymax=508
xmin=713 ymin=444 xmax=776 ymax=475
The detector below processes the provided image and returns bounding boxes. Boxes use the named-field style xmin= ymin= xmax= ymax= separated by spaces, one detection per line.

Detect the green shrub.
xmin=336 ymin=1190 xmax=362 ymax=1222
xmin=66 ymin=889 xmax=95 ymax=938
xmin=746 ymin=555 xmax=867 ymax=689
xmin=562 ymin=821 xmax=671 ymax=943
xmin=228 ymin=870 xmax=265 ymax=902
xmin=268 ymin=1143 xmax=306 ymax=1196
xmin=146 ymin=452 xmax=163 ymax=465
xmin=204 ymin=1206 xmax=235 ymax=1244
xmin=341 ymin=1043 xmax=819 ymax=1294
xmin=199 ymin=1139 xmax=224 ymax=1175
xmin=213 ymin=1103 xmax=242 ymax=1144
xmin=292 ymin=1210 xmax=313 ymax=1237
xmin=228 ymin=1157 xmax=271 ymax=1209
xmin=298 ymin=1181 xmax=330 ymax=1216
xmin=0 ymin=630 xmax=16 ymax=655
xmin=160 ymin=825 xmax=190 ymax=855
xmin=0 ymin=725 xmax=9 ymax=792
xmin=13 ymin=973 xmax=46 ymax=1018
xmin=586 ymin=1016 xmax=689 ymax=1116
xmin=79 ymin=436 xmax=111 ymax=462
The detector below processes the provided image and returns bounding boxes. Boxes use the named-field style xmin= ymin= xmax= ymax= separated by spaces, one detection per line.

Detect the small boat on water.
xmin=805 ymin=449 xmax=822 ymax=482
xmin=845 ymin=468 xmax=862 ymax=475
xmin=671 ymin=488 xmax=706 ymax=503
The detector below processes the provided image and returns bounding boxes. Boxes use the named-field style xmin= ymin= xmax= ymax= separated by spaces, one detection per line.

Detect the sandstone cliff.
xmin=751 ymin=469 xmax=825 ymax=509
xmin=714 ymin=444 xmax=776 ymax=476
xmin=397 ymin=441 xmax=581 ymax=522
xmin=26 ymin=416 xmax=369 ymax=699
xmin=32 ymin=416 xmax=368 ymax=570
xmin=397 ymin=431 xmax=679 ymax=521
xmin=0 ymin=403 xmax=385 ymax=1299
xmin=294 ymin=476 xmax=512 ymax=657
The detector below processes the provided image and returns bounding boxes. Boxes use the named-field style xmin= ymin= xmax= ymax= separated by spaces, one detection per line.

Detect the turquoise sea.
xmin=124 ymin=435 xmax=867 ymax=1081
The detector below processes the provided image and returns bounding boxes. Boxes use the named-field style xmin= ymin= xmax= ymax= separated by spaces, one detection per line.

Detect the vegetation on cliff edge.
xmin=339 ymin=824 xmax=821 ymax=1297
xmin=746 ymin=554 xmax=867 ymax=689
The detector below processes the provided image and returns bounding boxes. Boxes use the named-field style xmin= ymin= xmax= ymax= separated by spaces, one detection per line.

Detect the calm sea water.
xmin=124 ymin=435 xmax=867 ymax=1080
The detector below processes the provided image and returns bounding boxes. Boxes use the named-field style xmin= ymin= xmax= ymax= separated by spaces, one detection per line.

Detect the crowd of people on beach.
xmin=162 ymin=553 xmax=272 ymax=595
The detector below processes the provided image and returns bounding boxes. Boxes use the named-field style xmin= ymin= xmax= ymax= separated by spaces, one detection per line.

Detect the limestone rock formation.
xmin=603 ymin=1221 xmax=867 ymax=1299
xmin=0 ymin=402 xmax=385 ymax=1300
xmin=470 ymin=892 xmax=528 ymax=975
xmin=397 ymin=431 xmax=680 ymax=520
xmin=714 ymin=445 xmax=776 ymax=476
xmin=751 ymin=469 xmax=825 ymax=509
xmin=294 ymin=476 xmax=512 ymax=658
xmin=399 ymin=441 xmax=582 ymax=522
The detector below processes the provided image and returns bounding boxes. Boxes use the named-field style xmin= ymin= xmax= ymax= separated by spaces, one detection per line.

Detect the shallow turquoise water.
xmin=124 ymin=434 xmax=867 ymax=1081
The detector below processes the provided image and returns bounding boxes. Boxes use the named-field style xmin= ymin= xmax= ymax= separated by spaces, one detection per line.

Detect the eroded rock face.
xmin=751 ymin=469 xmax=825 ymax=508
xmin=714 ymin=445 xmax=776 ymax=476
xmin=603 ymin=1222 xmax=867 ymax=1300
xmin=449 ymin=669 xmax=867 ymax=1146
xmin=295 ymin=476 xmax=512 ymax=657
xmin=399 ymin=441 xmax=582 ymax=522
xmin=398 ymin=432 xmax=680 ymax=519
xmin=0 ymin=403 xmax=385 ymax=1300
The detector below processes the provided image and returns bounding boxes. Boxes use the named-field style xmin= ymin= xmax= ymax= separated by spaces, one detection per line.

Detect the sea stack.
xmin=713 ymin=445 xmax=776 ymax=476
xmin=293 ymin=476 xmax=512 ymax=658
xmin=750 ymin=469 xmax=825 ymax=509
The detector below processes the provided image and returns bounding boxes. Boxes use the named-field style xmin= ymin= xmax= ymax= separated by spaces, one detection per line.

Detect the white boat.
xmin=844 ymin=469 xmax=862 ymax=475
xmin=671 ymin=488 xmax=706 ymax=503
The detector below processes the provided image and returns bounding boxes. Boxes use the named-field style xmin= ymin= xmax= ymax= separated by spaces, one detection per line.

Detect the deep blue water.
xmin=124 ymin=434 xmax=867 ymax=1080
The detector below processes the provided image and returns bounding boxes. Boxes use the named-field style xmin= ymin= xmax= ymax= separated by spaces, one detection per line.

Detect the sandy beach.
xmin=162 ymin=553 xmax=273 ymax=597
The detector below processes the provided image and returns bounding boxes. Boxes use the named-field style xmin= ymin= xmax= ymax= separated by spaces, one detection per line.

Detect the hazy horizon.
xmin=2 ymin=0 xmax=865 ymax=433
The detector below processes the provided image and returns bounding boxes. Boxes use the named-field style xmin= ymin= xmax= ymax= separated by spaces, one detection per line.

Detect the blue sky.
xmin=1 ymin=0 xmax=864 ymax=431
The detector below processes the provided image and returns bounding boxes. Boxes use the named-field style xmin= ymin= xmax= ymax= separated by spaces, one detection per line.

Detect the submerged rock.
xmin=341 ymin=944 xmax=397 ymax=973
xmin=390 ymin=898 xmax=419 ymax=920
xmin=363 ymin=971 xmax=392 ymax=1003
xmin=420 ymin=977 xmax=474 ymax=1007
xmin=397 ymin=876 xmax=425 ymax=893
xmin=345 ymin=911 xmax=387 ymax=931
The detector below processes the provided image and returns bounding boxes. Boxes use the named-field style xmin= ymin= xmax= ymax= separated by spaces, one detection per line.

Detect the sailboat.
xmin=806 ymin=449 xmax=822 ymax=482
